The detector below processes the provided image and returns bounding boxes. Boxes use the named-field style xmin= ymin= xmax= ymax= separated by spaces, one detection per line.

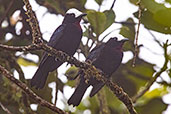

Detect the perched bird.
xmin=68 ymin=37 xmax=128 ymax=106
xmin=31 ymin=9 xmax=86 ymax=89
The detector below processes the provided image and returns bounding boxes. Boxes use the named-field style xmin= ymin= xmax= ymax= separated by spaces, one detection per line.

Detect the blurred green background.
xmin=0 ymin=0 xmax=171 ymax=114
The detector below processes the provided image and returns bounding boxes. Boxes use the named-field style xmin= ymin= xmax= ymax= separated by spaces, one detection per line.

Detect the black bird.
xmin=68 ymin=37 xmax=128 ymax=106
xmin=31 ymin=9 xmax=86 ymax=89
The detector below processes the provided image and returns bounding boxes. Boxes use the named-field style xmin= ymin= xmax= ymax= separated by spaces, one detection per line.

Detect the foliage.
xmin=0 ymin=0 xmax=170 ymax=114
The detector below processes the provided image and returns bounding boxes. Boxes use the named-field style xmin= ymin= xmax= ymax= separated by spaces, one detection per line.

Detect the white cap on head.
xmin=112 ymin=34 xmax=128 ymax=41
xmin=66 ymin=8 xmax=83 ymax=18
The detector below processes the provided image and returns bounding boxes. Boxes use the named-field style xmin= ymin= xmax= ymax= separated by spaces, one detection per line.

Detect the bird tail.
xmin=30 ymin=66 xmax=49 ymax=89
xmin=90 ymin=83 xmax=104 ymax=97
xmin=68 ymin=79 xmax=89 ymax=106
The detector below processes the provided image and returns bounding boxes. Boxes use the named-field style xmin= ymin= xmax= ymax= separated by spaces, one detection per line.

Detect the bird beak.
xmin=76 ymin=13 xmax=87 ymax=21
xmin=120 ymin=38 xmax=129 ymax=43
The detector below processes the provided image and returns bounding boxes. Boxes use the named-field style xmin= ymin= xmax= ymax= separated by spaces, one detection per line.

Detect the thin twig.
xmin=114 ymin=21 xmax=137 ymax=25
xmin=7 ymin=56 xmax=34 ymax=113
xmin=54 ymin=71 xmax=58 ymax=106
xmin=1 ymin=42 xmax=137 ymax=114
xmin=0 ymin=44 xmax=40 ymax=52
xmin=41 ymin=43 xmax=137 ymax=114
xmin=23 ymin=0 xmax=43 ymax=44
xmin=97 ymin=89 xmax=110 ymax=114
xmin=88 ymin=40 xmax=95 ymax=51
xmin=100 ymin=28 xmax=120 ymax=42
xmin=16 ymin=0 xmax=137 ymax=113
xmin=0 ymin=102 xmax=12 ymax=114
xmin=0 ymin=42 xmax=137 ymax=114
xmin=0 ymin=65 xmax=66 ymax=114
xmin=132 ymin=40 xmax=169 ymax=102
xmin=110 ymin=0 xmax=117 ymax=10
xmin=132 ymin=0 xmax=142 ymax=67
xmin=147 ymin=29 xmax=162 ymax=47
xmin=0 ymin=0 xmax=14 ymax=25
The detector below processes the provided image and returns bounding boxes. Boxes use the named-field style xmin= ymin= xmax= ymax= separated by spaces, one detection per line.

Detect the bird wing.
xmin=86 ymin=43 xmax=105 ymax=62
xmin=48 ymin=24 xmax=66 ymax=47
xmin=40 ymin=24 xmax=66 ymax=66
xmin=73 ymin=43 xmax=105 ymax=79
xmin=85 ymin=43 xmax=106 ymax=97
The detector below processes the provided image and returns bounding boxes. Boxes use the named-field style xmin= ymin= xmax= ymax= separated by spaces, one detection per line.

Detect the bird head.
xmin=106 ymin=37 xmax=129 ymax=49
xmin=63 ymin=8 xmax=87 ymax=24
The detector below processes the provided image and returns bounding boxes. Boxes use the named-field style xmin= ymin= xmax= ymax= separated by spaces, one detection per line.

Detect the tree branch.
xmin=0 ymin=42 xmax=137 ymax=114
xmin=97 ymin=89 xmax=110 ymax=114
xmin=40 ymin=43 xmax=137 ymax=114
xmin=0 ymin=44 xmax=40 ymax=52
xmin=132 ymin=40 xmax=169 ymax=102
xmin=54 ymin=72 xmax=58 ymax=106
xmin=0 ymin=0 xmax=14 ymax=25
xmin=104 ymin=78 xmax=137 ymax=114
xmin=7 ymin=55 xmax=34 ymax=113
xmin=0 ymin=102 xmax=12 ymax=114
xmin=132 ymin=0 xmax=142 ymax=67
xmin=1 ymin=0 xmax=139 ymax=113
xmin=0 ymin=65 xmax=66 ymax=114
xmin=23 ymin=0 xmax=43 ymax=44
xmin=110 ymin=0 xmax=117 ymax=10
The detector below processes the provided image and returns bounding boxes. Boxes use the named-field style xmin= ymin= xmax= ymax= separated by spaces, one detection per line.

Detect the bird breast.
xmin=56 ymin=23 xmax=82 ymax=56
xmin=94 ymin=48 xmax=123 ymax=76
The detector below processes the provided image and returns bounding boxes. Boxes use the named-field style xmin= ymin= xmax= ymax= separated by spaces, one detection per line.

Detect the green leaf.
xmin=127 ymin=59 xmax=154 ymax=89
xmin=17 ymin=57 xmax=37 ymax=67
xmin=141 ymin=0 xmax=166 ymax=13
xmin=46 ymin=0 xmax=60 ymax=13
xmin=136 ymin=97 xmax=168 ymax=114
xmin=103 ymin=10 xmax=115 ymax=30
xmin=119 ymin=18 xmax=135 ymax=51
xmin=65 ymin=66 xmax=79 ymax=79
xmin=95 ymin=0 xmax=103 ymax=5
xmin=119 ymin=18 xmax=135 ymax=40
xmin=153 ymin=8 xmax=171 ymax=26
xmin=86 ymin=10 xmax=115 ymax=36
xmin=143 ymin=86 xmax=168 ymax=99
xmin=104 ymin=87 xmax=129 ymax=113
xmin=134 ymin=10 xmax=171 ymax=34
xmin=166 ymin=0 xmax=171 ymax=3
xmin=113 ymin=58 xmax=155 ymax=97
xmin=44 ymin=0 xmax=86 ymax=14
xmin=87 ymin=10 xmax=106 ymax=36
xmin=65 ymin=66 xmax=79 ymax=87
xmin=112 ymin=72 xmax=137 ymax=97
xmin=129 ymin=0 xmax=139 ymax=4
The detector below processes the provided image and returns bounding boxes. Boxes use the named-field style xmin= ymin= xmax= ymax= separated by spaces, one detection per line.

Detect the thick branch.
xmin=106 ymin=80 xmax=136 ymax=114
xmin=0 ymin=65 xmax=66 ymax=114
xmin=18 ymin=0 xmax=137 ymax=113
xmin=0 ymin=44 xmax=40 ymax=52
xmin=23 ymin=0 xmax=43 ymax=44
xmin=0 ymin=42 xmax=137 ymax=114
xmin=40 ymin=43 xmax=137 ymax=114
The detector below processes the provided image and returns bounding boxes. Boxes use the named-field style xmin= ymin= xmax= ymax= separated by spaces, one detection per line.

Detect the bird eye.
xmin=113 ymin=37 xmax=118 ymax=41
xmin=70 ymin=13 xmax=75 ymax=17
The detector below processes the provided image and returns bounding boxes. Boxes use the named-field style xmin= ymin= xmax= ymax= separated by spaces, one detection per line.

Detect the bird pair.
xmin=30 ymin=8 xmax=128 ymax=106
